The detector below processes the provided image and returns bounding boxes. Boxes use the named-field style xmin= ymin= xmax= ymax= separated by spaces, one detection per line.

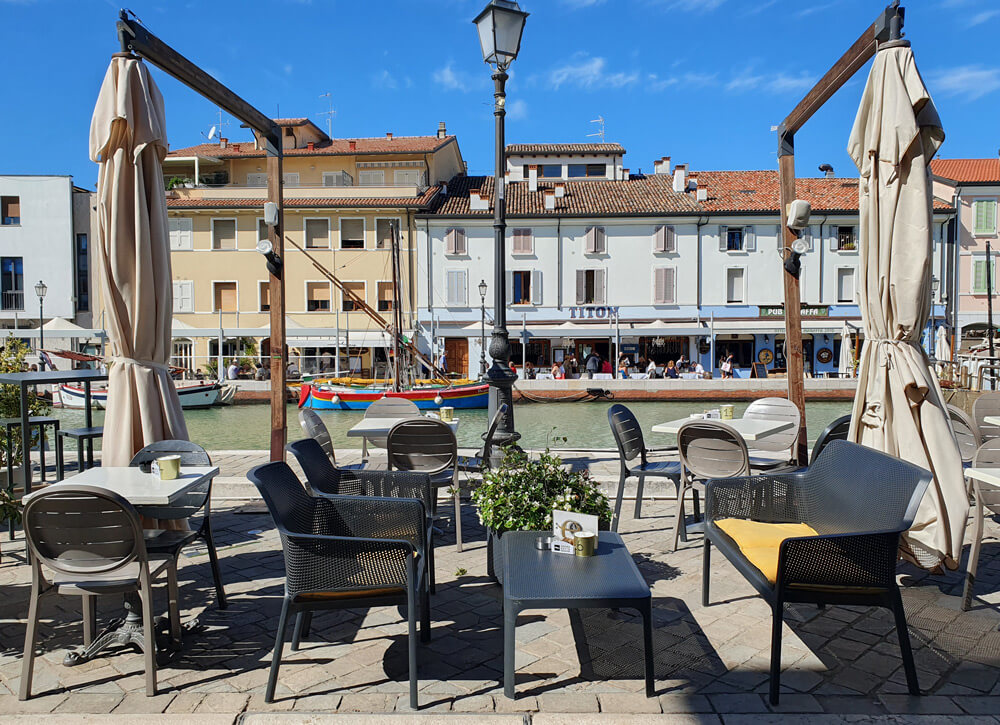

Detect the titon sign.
xmin=568 ymin=306 xmax=620 ymax=319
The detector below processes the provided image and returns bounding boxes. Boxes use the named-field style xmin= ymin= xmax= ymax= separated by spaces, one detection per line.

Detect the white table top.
xmin=23 ymin=466 xmax=220 ymax=506
xmin=966 ymin=467 xmax=1000 ymax=488
xmin=347 ymin=416 xmax=459 ymax=438
xmin=983 ymin=416 xmax=1000 ymax=427
xmin=651 ymin=416 xmax=794 ymax=441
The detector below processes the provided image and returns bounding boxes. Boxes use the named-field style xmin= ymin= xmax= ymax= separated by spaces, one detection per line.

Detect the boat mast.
xmin=390 ymin=220 xmax=404 ymax=392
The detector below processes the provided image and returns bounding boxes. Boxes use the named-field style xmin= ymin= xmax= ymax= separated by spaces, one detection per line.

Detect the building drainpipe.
xmin=557 ymin=216 xmax=563 ymax=310
xmin=816 ymin=216 xmax=827 ymax=306
xmin=951 ymin=189 xmax=961 ymax=355
xmin=696 ymin=216 xmax=708 ymax=366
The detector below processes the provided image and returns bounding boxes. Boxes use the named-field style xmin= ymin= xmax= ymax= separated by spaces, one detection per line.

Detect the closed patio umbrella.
xmin=839 ymin=322 xmax=853 ymax=378
xmin=934 ymin=325 xmax=950 ymax=376
xmin=89 ymin=54 xmax=188 ymax=465
xmin=847 ymin=41 xmax=964 ymax=570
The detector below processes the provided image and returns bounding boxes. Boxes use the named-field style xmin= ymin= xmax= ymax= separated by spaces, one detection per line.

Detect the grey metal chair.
xmin=607 ymin=403 xmax=681 ymax=532
xmin=247 ymin=462 xmax=428 ymax=709
xmin=963 ymin=439 xmax=1000 ymax=610
xmin=973 ymin=392 xmax=1000 ymax=443
xmin=362 ymin=397 xmax=420 ymax=458
xmin=20 ymin=485 xmax=181 ymax=699
xmin=744 ymin=397 xmax=801 ymax=470
xmin=674 ymin=420 xmax=749 ymax=552
xmin=457 ymin=403 xmax=508 ymax=474
xmin=129 ymin=440 xmax=226 ymax=609
xmin=703 ymin=440 xmax=932 ymax=705
xmin=947 ymin=404 xmax=981 ymax=466
xmin=298 ymin=408 xmax=365 ymax=471
xmin=387 ymin=418 xmax=463 ymax=551
xmin=809 ymin=414 xmax=852 ymax=465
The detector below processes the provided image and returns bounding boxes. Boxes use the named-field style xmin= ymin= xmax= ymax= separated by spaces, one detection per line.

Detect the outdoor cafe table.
xmin=22 ymin=464 xmax=220 ymax=664
xmin=346 ymin=416 xmax=460 ymax=440
xmin=984 ymin=416 xmax=1000 ymax=427
xmin=651 ymin=416 xmax=794 ymax=441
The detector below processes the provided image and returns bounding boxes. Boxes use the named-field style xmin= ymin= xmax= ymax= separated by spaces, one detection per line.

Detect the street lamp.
xmin=35 ymin=280 xmax=47 ymax=363
xmin=473 ymin=0 xmax=528 ymax=445
xmin=478 ymin=279 xmax=488 ymax=378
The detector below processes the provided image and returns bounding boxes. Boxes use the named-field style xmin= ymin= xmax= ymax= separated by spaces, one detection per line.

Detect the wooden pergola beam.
xmin=117 ymin=11 xmax=288 ymax=462
xmin=776 ymin=2 xmax=902 ymax=464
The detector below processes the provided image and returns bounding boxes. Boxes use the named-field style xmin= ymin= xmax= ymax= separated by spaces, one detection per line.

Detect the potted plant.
xmin=471 ymin=445 xmax=612 ymax=583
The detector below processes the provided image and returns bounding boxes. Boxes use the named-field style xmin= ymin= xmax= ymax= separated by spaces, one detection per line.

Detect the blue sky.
xmin=1 ymin=0 xmax=998 ymax=189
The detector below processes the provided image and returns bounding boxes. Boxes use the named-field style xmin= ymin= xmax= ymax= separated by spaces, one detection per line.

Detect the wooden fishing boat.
xmin=59 ymin=381 xmax=224 ymax=410
xmin=298 ymin=382 xmax=489 ymax=410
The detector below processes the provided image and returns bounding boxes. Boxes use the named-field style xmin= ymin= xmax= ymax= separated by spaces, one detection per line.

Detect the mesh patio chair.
xmin=607 ymin=404 xmax=681 ymax=532
xmin=674 ymin=420 xmax=749 ymax=552
xmin=809 ymin=414 xmax=852 ymax=465
xmin=20 ymin=485 xmax=182 ymax=700
xmin=962 ymin=439 xmax=1000 ymax=610
xmin=973 ymin=392 xmax=1000 ymax=443
xmin=298 ymin=408 xmax=365 ymax=471
xmin=702 ymin=439 xmax=933 ymax=705
xmin=288 ymin=437 xmax=438 ymax=592
xmin=129 ymin=440 xmax=226 ymax=609
xmin=743 ymin=397 xmax=801 ymax=471
xmin=247 ymin=461 xmax=429 ymax=709
xmin=457 ymin=403 xmax=508 ymax=474
xmin=362 ymin=397 xmax=420 ymax=458
xmin=947 ymin=404 xmax=980 ymax=466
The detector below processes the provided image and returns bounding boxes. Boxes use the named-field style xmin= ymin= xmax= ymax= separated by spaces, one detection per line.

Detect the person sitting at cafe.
xmin=617 ymin=360 xmax=630 ymax=379
xmin=676 ymin=354 xmax=688 ymax=372
xmin=564 ymin=354 xmax=579 ymax=377
xmin=694 ymin=361 xmax=706 ymax=377
xmin=551 ymin=361 xmax=565 ymax=379
xmin=646 ymin=358 xmax=658 ymax=378
xmin=665 ymin=360 xmax=680 ymax=379
xmin=600 ymin=358 xmax=613 ymax=375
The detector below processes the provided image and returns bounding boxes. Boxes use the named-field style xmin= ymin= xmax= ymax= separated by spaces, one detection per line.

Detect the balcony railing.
xmin=166 ymin=181 xmax=428 ymax=202
xmin=1 ymin=290 xmax=24 ymax=311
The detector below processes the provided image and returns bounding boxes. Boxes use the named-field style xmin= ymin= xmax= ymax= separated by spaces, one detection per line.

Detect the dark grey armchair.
xmin=702 ymin=439 xmax=932 ymax=705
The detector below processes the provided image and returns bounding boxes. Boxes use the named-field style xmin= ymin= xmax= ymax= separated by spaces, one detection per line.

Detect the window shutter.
xmin=654 ymin=225 xmax=666 ymax=252
xmin=283 ymin=173 xmax=299 ymax=187
xmin=447 ymin=271 xmax=468 ymax=306
xmin=718 ymin=225 xmax=728 ymax=252
xmin=744 ymin=225 xmax=756 ymax=252
xmin=852 ymin=226 xmax=859 ymax=249
xmin=169 ymin=218 xmax=192 ymax=250
xmin=576 ymin=270 xmax=586 ymax=304
xmin=445 ymin=229 xmax=456 ymax=255
xmin=829 ymin=230 xmax=838 ymax=252
xmin=173 ymin=281 xmax=193 ymax=313
xmin=525 ymin=229 xmax=533 ymax=254
xmin=506 ymin=271 xmax=514 ymax=303
xmin=593 ymin=269 xmax=606 ymax=305
xmin=585 ymin=227 xmax=596 ymax=253
xmin=457 ymin=270 xmax=468 ymax=306
xmin=653 ymin=268 xmax=665 ymax=304
xmin=664 ymin=225 xmax=676 ymax=253
xmin=846 ymin=269 xmax=855 ymax=302
xmin=664 ymin=267 xmax=676 ymax=304
xmin=974 ymin=259 xmax=987 ymax=294
xmin=455 ymin=228 xmax=466 ymax=255
xmin=531 ymin=270 xmax=543 ymax=305
xmin=512 ymin=228 xmax=533 ymax=254
xmin=595 ymin=226 xmax=606 ymax=253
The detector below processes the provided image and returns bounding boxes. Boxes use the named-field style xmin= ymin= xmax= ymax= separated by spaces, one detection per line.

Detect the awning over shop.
xmin=446 ymin=320 xmax=709 ymax=339
xmin=711 ymin=319 xmax=863 ymax=335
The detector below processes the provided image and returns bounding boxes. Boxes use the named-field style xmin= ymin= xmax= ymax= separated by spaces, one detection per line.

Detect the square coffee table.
xmin=501 ymin=530 xmax=654 ymax=699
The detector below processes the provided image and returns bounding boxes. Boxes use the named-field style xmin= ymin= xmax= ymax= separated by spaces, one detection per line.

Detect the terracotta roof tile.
xmin=931 ymin=158 xmax=1000 ymax=184
xmin=166 ymin=135 xmax=456 ymax=160
xmin=505 ymin=143 xmax=626 ymax=155
xmin=166 ymin=186 xmax=440 ymax=211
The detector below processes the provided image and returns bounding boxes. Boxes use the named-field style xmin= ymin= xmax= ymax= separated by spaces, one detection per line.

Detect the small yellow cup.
xmin=156 ymin=455 xmax=181 ymax=481
xmin=574 ymin=531 xmax=597 ymax=557
xmin=440 ymin=406 xmax=455 ymax=422
xmin=720 ymin=404 xmax=734 ymax=420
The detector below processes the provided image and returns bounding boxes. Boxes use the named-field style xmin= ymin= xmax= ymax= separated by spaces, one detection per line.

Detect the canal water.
xmin=47 ymin=400 xmax=853 ymax=451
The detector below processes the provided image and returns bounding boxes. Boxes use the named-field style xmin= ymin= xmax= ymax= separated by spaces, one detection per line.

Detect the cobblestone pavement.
xmin=2 ymin=454 xmax=1000 ymax=721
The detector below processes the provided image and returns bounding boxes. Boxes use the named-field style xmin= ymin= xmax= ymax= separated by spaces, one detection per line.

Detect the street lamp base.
xmin=486 ymin=363 xmax=520 ymax=450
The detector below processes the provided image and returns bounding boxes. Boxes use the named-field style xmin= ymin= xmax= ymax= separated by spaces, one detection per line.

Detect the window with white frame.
xmin=168 ymin=217 xmax=193 ymax=250
xmin=653 ymin=267 xmax=676 ymax=304
xmin=393 ymin=169 xmax=425 ymax=187
xmin=654 ymin=225 xmax=676 ymax=253
xmin=173 ymin=280 xmax=194 ymax=313
xmin=377 ymin=281 xmax=394 ymax=311
xmin=974 ymin=199 xmax=998 ymax=235
xmin=719 ymin=225 xmax=755 ymax=252
xmin=445 ymin=227 xmax=467 ymax=255
xmin=584 ymin=226 xmax=606 ymax=254
xmin=340 ymin=219 xmax=365 ymax=249
xmin=509 ymin=270 xmax=542 ymax=305
xmin=342 ymin=281 xmax=365 ymax=311
xmin=376 ymin=218 xmax=396 ymax=249
xmin=259 ymin=281 xmax=270 ymax=312
xmin=836 ymin=267 xmax=856 ymax=303
xmin=575 ymin=269 xmax=606 ymax=305
xmin=511 ymin=228 xmax=533 ymax=254
xmin=973 ymin=255 xmax=997 ymax=294
xmin=835 ymin=226 xmax=858 ymax=251
xmin=726 ymin=268 xmax=745 ymax=304
xmin=283 ymin=172 xmax=299 ymax=187
xmin=446 ymin=270 xmax=468 ymax=306
xmin=539 ymin=164 xmax=561 ymax=178
xmin=211 ymin=219 xmax=237 ymax=250
xmin=359 ymin=169 xmax=384 ymax=186
xmin=171 ymin=339 xmax=194 ymax=371
xmin=213 ymin=281 xmax=237 ymax=312
xmin=306 ymin=281 xmax=331 ymax=312
xmin=304 ymin=218 xmax=330 ymax=249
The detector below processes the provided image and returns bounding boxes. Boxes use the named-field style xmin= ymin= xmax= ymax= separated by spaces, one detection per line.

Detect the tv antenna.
xmin=587 ymin=116 xmax=606 ymax=143
xmin=319 ymin=92 xmax=336 ymax=137
xmin=202 ymin=109 xmax=230 ymax=142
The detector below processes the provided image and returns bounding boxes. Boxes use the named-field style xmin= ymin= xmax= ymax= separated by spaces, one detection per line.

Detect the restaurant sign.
xmin=759 ymin=305 xmax=829 ymax=318
xmin=568 ymin=306 xmax=620 ymax=319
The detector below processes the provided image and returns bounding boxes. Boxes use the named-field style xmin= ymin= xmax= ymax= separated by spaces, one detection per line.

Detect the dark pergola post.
xmin=116 ymin=12 xmax=288 ymax=461
xmin=775 ymin=1 xmax=904 ymax=463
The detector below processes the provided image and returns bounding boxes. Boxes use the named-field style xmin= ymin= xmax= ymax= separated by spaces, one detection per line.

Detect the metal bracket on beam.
xmin=875 ymin=2 xmax=904 ymax=43
xmin=777 ymin=125 xmax=794 ymax=158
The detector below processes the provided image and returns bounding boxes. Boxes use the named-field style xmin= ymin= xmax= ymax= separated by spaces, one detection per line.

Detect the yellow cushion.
xmin=715 ymin=518 xmax=818 ymax=584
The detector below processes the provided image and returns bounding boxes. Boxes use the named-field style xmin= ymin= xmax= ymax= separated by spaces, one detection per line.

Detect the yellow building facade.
xmin=159 ymin=119 xmax=464 ymax=377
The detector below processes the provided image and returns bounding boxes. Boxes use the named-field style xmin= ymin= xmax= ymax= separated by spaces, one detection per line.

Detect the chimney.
xmin=544 ymin=189 xmax=555 ymax=210
xmin=349 ymin=140 xmax=357 ymax=151
xmin=470 ymin=190 xmax=489 ymax=211
xmin=528 ymin=164 xmax=538 ymax=192
xmin=672 ymin=164 xmax=688 ymax=193
xmin=819 ymin=163 xmax=835 ymax=178
xmin=554 ymin=182 xmax=566 ymax=198
xmin=220 ymin=137 xmax=228 ymax=149
xmin=307 ymin=142 xmax=314 ymax=151
xmin=231 ymin=143 xmax=240 ymax=152
xmin=437 ymin=121 xmax=447 ymax=139
xmin=653 ymin=156 xmax=672 ymax=175
xmin=386 ymin=132 xmax=393 ymax=140
xmin=623 ymin=168 xmax=630 ymax=179
xmin=697 ymin=188 xmax=708 ymax=202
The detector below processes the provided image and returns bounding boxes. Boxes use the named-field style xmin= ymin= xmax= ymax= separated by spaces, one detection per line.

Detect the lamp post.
xmin=473 ymin=0 xmax=528 ymax=445
xmin=34 ymin=280 xmax=47 ymax=363
xmin=478 ymin=279 xmax=488 ymax=378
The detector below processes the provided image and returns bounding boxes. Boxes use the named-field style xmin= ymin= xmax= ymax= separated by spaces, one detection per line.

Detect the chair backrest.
xmin=129 ymin=439 xmax=211 ymax=467
xmin=810 ymin=414 xmax=852 ymax=465
xmin=947 ymin=404 xmax=980 ymax=465
xmin=386 ymin=418 xmax=457 ymax=476
xmin=365 ymin=396 xmax=419 ymax=419
xmin=23 ymin=485 xmax=146 ymax=577
xmin=973 ymin=393 xmax=1000 ymax=443
xmin=973 ymin=439 xmax=1000 ymax=516
xmin=678 ymin=421 xmax=750 ymax=480
xmin=287 ymin=437 xmax=338 ymax=493
xmin=743 ymin=397 xmax=800 ymax=454
xmin=805 ymin=439 xmax=932 ymax=535
xmin=246 ymin=461 xmax=316 ymax=535
xmin=607 ymin=404 xmax=645 ymax=464
xmin=481 ymin=403 xmax=509 ymax=462
xmin=298 ymin=408 xmax=336 ymax=464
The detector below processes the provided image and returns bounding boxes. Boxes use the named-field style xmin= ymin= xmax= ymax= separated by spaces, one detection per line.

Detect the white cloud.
xmin=725 ymin=68 xmax=815 ymax=94
xmin=433 ymin=62 xmax=472 ymax=92
xmin=796 ymin=1 xmax=839 ymax=17
xmin=970 ymin=9 xmax=1000 ymax=26
xmin=646 ymin=71 xmax=718 ymax=91
xmin=548 ymin=55 xmax=638 ymax=90
xmin=373 ymin=70 xmax=398 ymax=90
xmin=927 ymin=65 xmax=1000 ymax=100
xmin=507 ymin=99 xmax=528 ymax=121
xmin=561 ymin=0 xmax=605 ymax=6
xmin=647 ymin=0 xmax=726 ymax=11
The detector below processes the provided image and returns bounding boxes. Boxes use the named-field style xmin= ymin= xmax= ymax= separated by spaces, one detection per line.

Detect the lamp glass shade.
xmin=34 ymin=281 xmax=47 ymax=299
xmin=478 ymin=280 xmax=488 ymax=298
xmin=474 ymin=0 xmax=527 ymax=68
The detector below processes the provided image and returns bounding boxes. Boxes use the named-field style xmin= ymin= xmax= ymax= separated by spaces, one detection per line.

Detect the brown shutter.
xmin=445 ymin=228 xmax=456 ymax=254
xmin=455 ymin=228 xmax=466 ymax=255
xmin=593 ymin=269 xmax=606 ymax=305
xmin=664 ymin=267 xmax=676 ymax=304
xmin=653 ymin=268 xmax=666 ymax=303
xmin=664 ymin=225 xmax=676 ymax=252
xmin=576 ymin=270 xmax=586 ymax=304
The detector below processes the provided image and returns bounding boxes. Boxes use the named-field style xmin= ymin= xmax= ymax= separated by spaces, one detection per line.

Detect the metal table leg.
xmin=84 ymin=381 xmax=94 ymax=467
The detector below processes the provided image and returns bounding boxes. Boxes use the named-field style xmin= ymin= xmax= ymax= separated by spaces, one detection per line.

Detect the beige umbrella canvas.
xmin=934 ymin=325 xmax=950 ymax=377
xmin=847 ymin=42 xmax=964 ymax=570
xmin=839 ymin=322 xmax=854 ymax=378
xmin=90 ymin=54 xmax=188 ymax=465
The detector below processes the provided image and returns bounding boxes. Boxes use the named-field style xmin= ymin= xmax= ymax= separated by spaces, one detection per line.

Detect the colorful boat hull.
xmin=59 ymin=382 xmax=224 ymax=410
xmin=298 ymin=383 xmax=489 ymax=410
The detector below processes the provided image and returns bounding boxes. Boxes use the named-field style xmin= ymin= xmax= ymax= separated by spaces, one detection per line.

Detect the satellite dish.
xmin=208 ymin=125 xmax=217 ymax=140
